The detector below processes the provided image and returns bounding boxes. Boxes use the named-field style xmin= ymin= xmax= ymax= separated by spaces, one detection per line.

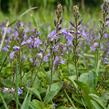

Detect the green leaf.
xmin=91 ymin=100 xmax=104 ymax=109
xmin=28 ymin=87 xmax=42 ymax=101
xmin=64 ymin=90 xmax=77 ymax=109
xmin=89 ymin=94 xmax=106 ymax=109
xmin=71 ymin=94 xmax=83 ymax=105
xmin=96 ymin=60 xmax=101 ymax=76
xmin=68 ymin=75 xmax=78 ymax=89
xmin=79 ymin=72 xmax=95 ymax=88
xmin=57 ymin=106 xmax=74 ymax=109
xmin=0 ymin=93 xmax=9 ymax=109
xmin=8 ymin=7 xmax=37 ymax=27
xmin=29 ymin=100 xmax=45 ymax=109
xmin=44 ymin=82 xmax=63 ymax=103
xmin=31 ymin=13 xmax=37 ymax=27
xmin=76 ymin=81 xmax=94 ymax=109
xmin=21 ymin=91 xmax=30 ymax=109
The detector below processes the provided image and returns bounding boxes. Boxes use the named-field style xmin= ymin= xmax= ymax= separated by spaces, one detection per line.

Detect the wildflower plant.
xmin=101 ymin=1 xmax=109 ymax=64
xmin=69 ymin=5 xmax=82 ymax=79
xmin=47 ymin=4 xmax=64 ymax=90
xmin=93 ymin=0 xmax=109 ymax=88
xmin=0 ymin=1 xmax=109 ymax=109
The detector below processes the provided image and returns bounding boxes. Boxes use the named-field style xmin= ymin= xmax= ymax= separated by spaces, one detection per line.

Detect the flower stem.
xmin=15 ymin=62 xmax=19 ymax=109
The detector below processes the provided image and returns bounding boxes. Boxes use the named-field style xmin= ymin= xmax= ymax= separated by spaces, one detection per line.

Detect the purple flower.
xmin=34 ymin=38 xmax=42 ymax=48
xmin=24 ymin=28 xmax=29 ymax=33
xmin=104 ymin=33 xmax=108 ymax=38
xmin=106 ymin=20 xmax=109 ymax=26
xmin=48 ymin=28 xmax=72 ymax=41
xmin=16 ymin=21 xmax=24 ymax=28
xmin=60 ymin=59 xmax=65 ymax=64
xmin=7 ymin=27 xmax=12 ymax=34
xmin=60 ymin=28 xmax=73 ymax=46
xmin=66 ymin=35 xmax=73 ymax=46
xmin=43 ymin=55 xmax=49 ymax=62
xmin=1 ymin=27 xmax=6 ymax=35
xmin=81 ymin=29 xmax=88 ymax=39
xmin=13 ymin=46 xmax=20 ymax=51
xmin=54 ymin=56 xmax=59 ymax=65
xmin=93 ymin=42 xmax=99 ymax=47
xmin=14 ymin=30 xmax=19 ymax=37
xmin=21 ymin=41 xmax=27 ymax=46
xmin=26 ymin=37 xmax=32 ymax=44
xmin=36 ymin=31 xmax=40 ymax=36
xmin=18 ymin=88 xmax=23 ymax=95
xmin=61 ymin=28 xmax=72 ymax=37
xmin=52 ymin=45 xmax=59 ymax=52
xmin=22 ymin=33 xmax=27 ymax=40
xmin=43 ymin=52 xmax=51 ymax=62
xmin=7 ymin=36 xmax=12 ymax=43
xmin=2 ymin=45 xmax=10 ymax=52
xmin=29 ymin=58 xmax=38 ymax=66
xmin=103 ymin=57 xmax=109 ymax=64
xmin=90 ymin=42 xmax=99 ymax=51
xmin=90 ymin=46 xmax=96 ymax=51
xmin=26 ymin=37 xmax=42 ymax=48
xmin=10 ymin=51 xmax=15 ymax=59
xmin=2 ymin=47 xmax=8 ymax=52
xmin=48 ymin=30 xmax=57 ymax=41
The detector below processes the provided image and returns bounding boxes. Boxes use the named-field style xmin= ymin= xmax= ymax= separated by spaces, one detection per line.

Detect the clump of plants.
xmin=0 ymin=0 xmax=109 ymax=109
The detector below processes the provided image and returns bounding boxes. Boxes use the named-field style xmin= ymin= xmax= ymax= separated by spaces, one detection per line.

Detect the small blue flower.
xmin=60 ymin=28 xmax=73 ymax=46
xmin=13 ymin=46 xmax=20 ymax=51
xmin=2 ymin=45 xmax=10 ymax=52
xmin=48 ymin=30 xmax=57 ymax=41
xmin=66 ymin=35 xmax=73 ymax=46
xmin=82 ymin=29 xmax=88 ymax=38
xmin=61 ymin=28 xmax=72 ymax=37
xmin=90 ymin=42 xmax=99 ymax=51
xmin=103 ymin=57 xmax=109 ymax=64
xmin=7 ymin=27 xmax=12 ymax=34
xmin=54 ymin=56 xmax=59 ymax=65
xmin=52 ymin=45 xmax=59 ymax=52
xmin=14 ymin=30 xmax=19 ymax=37
xmin=24 ymin=28 xmax=29 ymax=33
xmin=21 ymin=41 xmax=27 ymax=46
xmin=26 ymin=37 xmax=32 ymax=44
xmin=18 ymin=88 xmax=23 ymax=95
xmin=34 ymin=38 xmax=42 ymax=48
xmin=22 ymin=33 xmax=27 ymax=40
xmin=48 ymin=30 xmax=55 ymax=37
xmin=60 ymin=59 xmax=65 ymax=64
xmin=104 ymin=33 xmax=108 ymax=38
xmin=10 ymin=51 xmax=15 ymax=59
xmin=43 ymin=55 xmax=49 ymax=62
xmin=1 ymin=27 xmax=6 ymax=35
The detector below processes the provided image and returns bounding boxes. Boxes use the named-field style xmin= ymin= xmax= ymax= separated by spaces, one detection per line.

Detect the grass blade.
xmin=8 ymin=7 xmax=37 ymax=27
xmin=21 ymin=91 xmax=30 ymax=109
xmin=0 ymin=21 xmax=9 ymax=52
xmin=0 ymin=93 xmax=9 ymax=109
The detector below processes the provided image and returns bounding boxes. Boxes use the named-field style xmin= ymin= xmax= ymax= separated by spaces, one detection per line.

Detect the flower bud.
xmin=73 ymin=5 xmax=80 ymax=19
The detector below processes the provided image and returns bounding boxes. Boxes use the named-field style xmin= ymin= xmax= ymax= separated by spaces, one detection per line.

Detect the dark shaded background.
xmin=0 ymin=0 xmax=103 ymax=14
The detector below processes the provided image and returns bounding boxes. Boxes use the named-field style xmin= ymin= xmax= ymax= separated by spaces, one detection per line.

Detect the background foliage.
xmin=0 ymin=0 xmax=103 ymax=14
